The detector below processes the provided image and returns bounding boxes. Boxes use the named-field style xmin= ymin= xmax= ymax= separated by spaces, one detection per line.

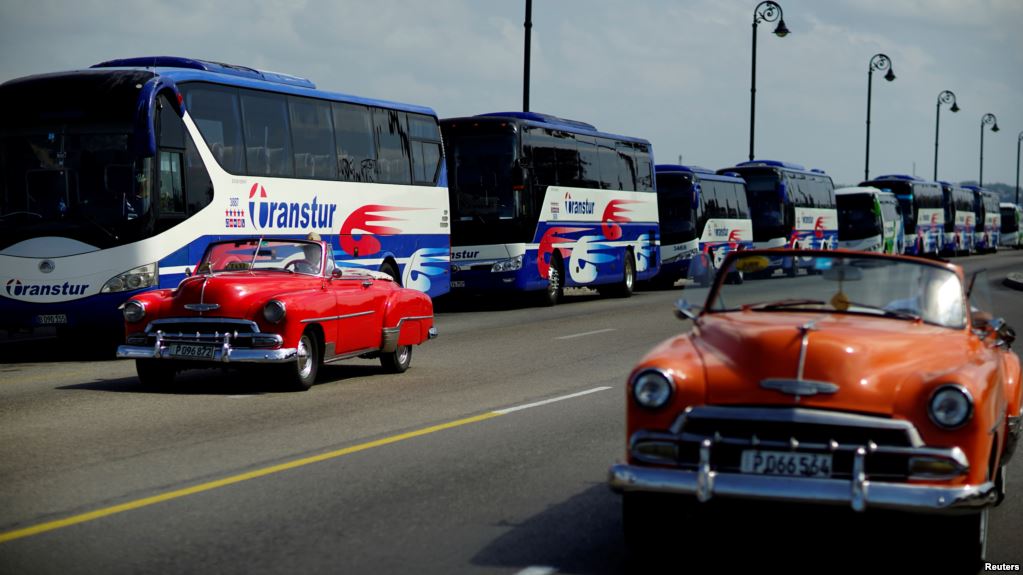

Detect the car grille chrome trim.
xmin=302 ymin=310 xmax=375 ymax=323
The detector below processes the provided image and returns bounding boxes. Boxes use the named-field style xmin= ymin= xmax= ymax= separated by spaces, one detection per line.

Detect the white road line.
xmin=515 ymin=567 xmax=557 ymax=575
xmin=554 ymin=328 xmax=616 ymax=340
xmin=494 ymin=387 xmax=613 ymax=415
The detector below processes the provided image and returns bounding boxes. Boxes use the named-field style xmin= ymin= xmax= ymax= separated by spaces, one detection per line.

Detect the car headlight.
xmin=263 ymin=300 xmax=286 ymax=323
xmin=102 ymin=263 xmax=158 ymax=293
xmin=631 ymin=368 xmax=674 ymax=409
xmin=121 ymin=300 xmax=146 ymax=323
xmin=491 ymin=255 xmax=523 ymax=273
xmin=928 ymin=385 xmax=973 ymax=429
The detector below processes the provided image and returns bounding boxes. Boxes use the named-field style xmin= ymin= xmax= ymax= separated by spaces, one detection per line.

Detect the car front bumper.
xmin=609 ymin=463 xmax=995 ymax=515
xmin=117 ymin=329 xmax=297 ymax=364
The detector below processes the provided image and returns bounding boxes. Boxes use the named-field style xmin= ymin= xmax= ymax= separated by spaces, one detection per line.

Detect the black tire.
xmin=280 ymin=331 xmax=319 ymax=391
xmin=380 ymin=261 xmax=400 ymax=285
xmin=136 ymin=359 xmax=175 ymax=389
xmin=380 ymin=344 xmax=413 ymax=373
xmin=602 ymin=251 xmax=635 ymax=298
xmin=538 ymin=254 xmax=564 ymax=307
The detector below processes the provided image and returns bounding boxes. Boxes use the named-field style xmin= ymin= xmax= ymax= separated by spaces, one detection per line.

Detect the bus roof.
xmin=722 ymin=160 xmax=831 ymax=178
xmin=962 ymin=185 xmax=996 ymax=195
xmin=656 ymin=164 xmax=745 ymax=184
xmin=87 ymin=56 xmax=437 ymax=117
xmin=834 ymin=186 xmax=891 ymax=197
xmin=443 ymin=111 xmax=652 ymax=146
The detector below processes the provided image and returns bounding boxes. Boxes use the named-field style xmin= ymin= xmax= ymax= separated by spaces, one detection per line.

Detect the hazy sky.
xmin=2 ymin=0 xmax=1020 ymax=188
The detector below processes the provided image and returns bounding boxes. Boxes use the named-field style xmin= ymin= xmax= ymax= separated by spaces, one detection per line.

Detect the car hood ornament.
xmin=759 ymin=320 xmax=838 ymax=400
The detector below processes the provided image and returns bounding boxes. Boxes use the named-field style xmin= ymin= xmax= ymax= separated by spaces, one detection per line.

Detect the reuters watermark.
xmin=985 ymin=564 xmax=1021 ymax=572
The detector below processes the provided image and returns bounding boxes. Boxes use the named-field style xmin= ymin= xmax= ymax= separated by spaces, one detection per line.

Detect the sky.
xmin=1 ymin=0 xmax=1021 ymax=189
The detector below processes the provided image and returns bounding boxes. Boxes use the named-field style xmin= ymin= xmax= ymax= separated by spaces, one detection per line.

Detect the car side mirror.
xmin=987 ymin=317 xmax=1016 ymax=349
xmin=185 ymin=267 xmax=192 ymax=277
xmin=331 ymin=268 xmax=344 ymax=279
xmin=674 ymin=299 xmax=701 ymax=321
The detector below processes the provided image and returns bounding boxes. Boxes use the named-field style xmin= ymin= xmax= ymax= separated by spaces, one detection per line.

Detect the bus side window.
xmin=616 ymin=144 xmax=637 ymax=191
xmin=575 ymin=135 xmax=601 ymax=189
xmin=334 ymin=103 xmax=376 ymax=183
xmin=159 ymin=94 xmax=212 ymax=218
xmin=525 ymin=128 xmax=559 ymax=189
xmin=372 ymin=108 xmax=412 ymax=185
xmin=181 ymin=83 xmax=245 ymax=174
xmin=553 ymin=131 xmax=581 ymax=188
xmin=408 ymin=113 xmax=442 ymax=186
xmin=240 ymin=90 xmax=294 ymax=178
xmin=289 ymin=96 xmax=337 ymax=180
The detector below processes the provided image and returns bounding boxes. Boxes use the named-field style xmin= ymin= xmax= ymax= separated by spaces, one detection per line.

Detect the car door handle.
xmin=362 ymin=280 xmax=373 ymax=288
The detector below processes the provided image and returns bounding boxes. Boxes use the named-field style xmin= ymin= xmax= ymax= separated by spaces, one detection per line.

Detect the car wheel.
xmin=380 ymin=261 xmax=400 ymax=285
xmin=994 ymin=464 xmax=1007 ymax=506
xmin=136 ymin=359 xmax=175 ymax=389
xmin=380 ymin=344 xmax=413 ymax=373
xmin=539 ymin=254 xmax=564 ymax=307
xmin=282 ymin=331 xmax=319 ymax=391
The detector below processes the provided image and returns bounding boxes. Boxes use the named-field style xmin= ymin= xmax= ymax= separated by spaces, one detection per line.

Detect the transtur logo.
xmin=451 ymin=250 xmax=480 ymax=260
xmin=6 ymin=279 xmax=88 ymax=297
xmin=248 ymin=183 xmax=337 ymax=230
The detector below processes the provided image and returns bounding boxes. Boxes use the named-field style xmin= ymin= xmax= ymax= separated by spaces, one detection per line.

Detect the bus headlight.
xmin=631 ymin=369 xmax=674 ymax=409
xmin=121 ymin=300 xmax=146 ymax=323
xmin=102 ymin=263 xmax=158 ymax=293
xmin=492 ymin=255 xmax=523 ymax=273
xmin=928 ymin=385 xmax=973 ymax=429
xmin=263 ymin=300 xmax=287 ymax=323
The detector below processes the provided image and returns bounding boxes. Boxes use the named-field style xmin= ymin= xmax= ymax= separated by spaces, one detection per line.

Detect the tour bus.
xmin=653 ymin=164 xmax=752 ymax=286
xmin=0 ymin=56 xmax=450 ymax=343
xmin=966 ymin=186 xmax=1001 ymax=253
xmin=835 ymin=186 xmax=903 ymax=254
xmin=440 ymin=112 xmax=658 ymax=306
xmin=716 ymin=160 xmax=837 ymax=276
xmin=939 ymin=181 xmax=977 ymax=256
xmin=860 ymin=175 xmax=944 ymax=257
xmin=1000 ymin=202 xmax=1022 ymax=249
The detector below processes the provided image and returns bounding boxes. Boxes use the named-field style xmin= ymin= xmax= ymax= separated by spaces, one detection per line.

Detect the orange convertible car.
xmin=609 ymin=250 xmax=1020 ymax=568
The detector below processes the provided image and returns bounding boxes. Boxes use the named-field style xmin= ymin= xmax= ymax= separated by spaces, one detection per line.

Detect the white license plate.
xmin=169 ymin=343 xmax=216 ymax=359
xmin=740 ymin=450 xmax=832 ymax=478
xmin=36 ymin=314 xmax=68 ymax=325
xmin=450 ymin=281 xmax=465 ymax=288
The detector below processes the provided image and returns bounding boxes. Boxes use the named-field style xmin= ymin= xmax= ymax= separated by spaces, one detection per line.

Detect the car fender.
xmin=627 ymin=334 xmax=707 ymax=434
xmin=381 ymin=288 xmax=434 ymax=349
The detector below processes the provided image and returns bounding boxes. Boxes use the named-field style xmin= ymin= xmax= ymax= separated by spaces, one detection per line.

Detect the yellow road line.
xmin=0 ymin=411 xmax=503 ymax=544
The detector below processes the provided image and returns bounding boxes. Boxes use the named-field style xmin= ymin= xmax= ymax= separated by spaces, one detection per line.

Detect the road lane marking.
xmin=494 ymin=387 xmax=612 ymax=415
xmin=516 ymin=567 xmax=557 ymax=575
xmin=554 ymin=328 xmax=616 ymax=340
xmin=0 ymin=386 xmax=613 ymax=544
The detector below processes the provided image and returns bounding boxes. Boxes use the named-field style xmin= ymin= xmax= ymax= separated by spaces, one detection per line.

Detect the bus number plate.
xmin=36 ymin=314 xmax=68 ymax=325
xmin=450 ymin=281 xmax=465 ymax=288
xmin=169 ymin=343 xmax=216 ymax=360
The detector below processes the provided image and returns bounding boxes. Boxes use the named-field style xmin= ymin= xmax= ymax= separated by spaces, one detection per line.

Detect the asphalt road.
xmin=1 ymin=250 xmax=1021 ymax=574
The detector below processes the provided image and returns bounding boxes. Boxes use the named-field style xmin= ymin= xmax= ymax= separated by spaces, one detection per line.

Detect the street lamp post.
xmin=864 ymin=53 xmax=895 ymax=181
xmin=933 ymin=90 xmax=959 ymax=181
xmin=748 ymin=1 xmax=789 ymax=162
xmin=979 ymin=113 xmax=999 ymax=187
xmin=1016 ymin=131 xmax=1022 ymax=205
xmin=522 ymin=0 xmax=532 ymax=112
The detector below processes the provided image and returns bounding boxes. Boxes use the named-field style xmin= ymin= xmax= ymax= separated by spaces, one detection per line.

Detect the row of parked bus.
xmin=2 ymin=57 xmax=1022 ymax=340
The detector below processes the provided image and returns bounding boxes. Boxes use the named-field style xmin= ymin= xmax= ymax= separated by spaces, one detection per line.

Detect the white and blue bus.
xmin=653 ymin=165 xmax=752 ymax=286
xmin=835 ymin=186 xmax=903 ymax=254
xmin=0 ymin=56 xmax=450 ymax=342
xmin=939 ymin=181 xmax=976 ymax=256
xmin=965 ymin=186 xmax=1001 ymax=254
xmin=717 ymin=160 xmax=837 ymax=276
xmin=441 ymin=112 xmax=658 ymax=305
xmin=860 ymin=175 xmax=943 ymax=257
xmin=1000 ymin=202 xmax=1022 ymax=250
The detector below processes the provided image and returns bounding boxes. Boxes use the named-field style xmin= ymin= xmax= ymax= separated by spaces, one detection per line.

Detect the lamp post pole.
xmin=933 ymin=90 xmax=959 ymax=181
xmin=864 ymin=53 xmax=895 ymax=182
xmin=1016 ymin=131 xmax=1022 ymax=205
xmin=522 ymin=0 xmax=532 ymax=112
xmin=979 ymin=113 xmax=999 ymax=187
xmin=748 ymin=1 xmax=789 ymax=162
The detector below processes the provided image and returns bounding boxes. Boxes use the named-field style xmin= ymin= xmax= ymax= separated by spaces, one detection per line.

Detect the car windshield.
xmin=708 ymin=253 xmax=966 ymax=329
xmin=198 ymin=239 xmax=322 ymax=275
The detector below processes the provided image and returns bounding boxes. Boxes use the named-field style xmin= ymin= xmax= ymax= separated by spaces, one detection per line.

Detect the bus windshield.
xmin=447 ymin=130 xmax=519 ymax=221
xmin=742 ymin=171 xmax=786 ymax=241
xmin=655 ymin=171 xmax=696 ymax=243
xmin=837 ymin=194 xmax=881 ymax=240
xmin=0 ymin=71 xmax=153 ymax=251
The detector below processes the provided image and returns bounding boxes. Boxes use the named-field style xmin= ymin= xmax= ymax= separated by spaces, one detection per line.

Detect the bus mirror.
xmin=511 ymin=165 xmax=526 ymax=187
xmin=692 ymin=183 xmax=701 ymax=205
xmin=778 ymin=182 xmax=788 ymax=202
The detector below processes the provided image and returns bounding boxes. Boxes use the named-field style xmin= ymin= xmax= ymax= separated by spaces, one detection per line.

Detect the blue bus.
xmin=965 ymin=185 xmax=1001 ymax=253
xmin=441 ymin=112 xmax=658 ymax=305
xmin=939 ymin=181 xmax=976 ymax=256
xmin=860 ymin=175 xmax=943 ymax=257
xmin=0 ymin=56 xmax=450 ymax=342
xmin=653 ymin=165 xmax=752 ymax=286
xmin=717 ymin=160 xmax=837 ymax=276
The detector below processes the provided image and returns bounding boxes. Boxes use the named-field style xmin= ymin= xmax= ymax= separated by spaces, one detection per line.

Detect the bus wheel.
xmin=380 ymin=261 xmax=400 ymax=285
xmin=280 ymin=330 xmax=319 ymax=391
xmin=380 ymin=344 xmax=413 ymax=373
xmin=136 ymin=359 xmax=175 ymax=389
xmin=539 ymin=255 xmax=564 ymax=306
xmin=604 ymin=251 xmax=635 ymax=298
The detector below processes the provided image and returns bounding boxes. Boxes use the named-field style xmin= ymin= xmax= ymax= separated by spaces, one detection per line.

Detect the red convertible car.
xmin=610 ymin=250 xmax=1020 ymax=569
xmin=116 ymin=237 xmax=436 ymax=390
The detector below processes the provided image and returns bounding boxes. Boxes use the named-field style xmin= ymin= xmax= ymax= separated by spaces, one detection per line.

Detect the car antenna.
xmin=250 ymin=235 xmax=265 ymax=269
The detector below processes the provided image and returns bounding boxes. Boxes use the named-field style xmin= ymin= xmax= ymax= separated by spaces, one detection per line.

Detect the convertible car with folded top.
xmin=116 ymin=237 xmax=436 ymax=390
xmin=609 ymin=249 xmax=1020 ymax=569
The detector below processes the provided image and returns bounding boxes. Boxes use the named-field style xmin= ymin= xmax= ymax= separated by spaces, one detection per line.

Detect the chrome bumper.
xmin=117 ymin=344 xmax=297 ymax=363
xmin=609 ymin=463 xmax=996 ymax=514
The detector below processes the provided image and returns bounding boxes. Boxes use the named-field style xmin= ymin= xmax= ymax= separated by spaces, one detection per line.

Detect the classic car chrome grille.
xmin=632 ymin=406 xmax=950 ymax=482
xmin=141 ymin=319 xmax=274 ymax=347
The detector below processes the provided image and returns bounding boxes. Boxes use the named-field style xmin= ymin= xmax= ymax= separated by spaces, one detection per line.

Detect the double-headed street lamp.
xmin=522 ymin=0 xmax=533 ymax=112
xmin=933 ymin=90 xmax=959 ymax=181
xmin=864 ymin=53 xmax=896 ymax=181
xmin=979 ymin=113 xmax=999 ymax=187
xmin=748 ymin=1 xmax=790 ymax=162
